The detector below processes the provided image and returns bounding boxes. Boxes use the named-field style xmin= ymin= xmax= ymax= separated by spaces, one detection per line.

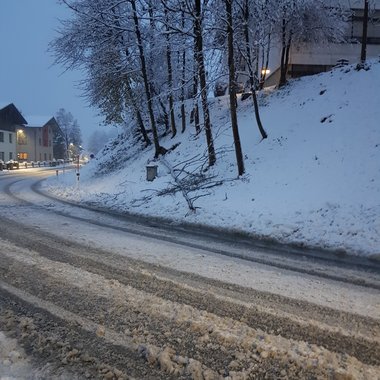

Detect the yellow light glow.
xmin=261 ymin=69 xmax=270 ymax=76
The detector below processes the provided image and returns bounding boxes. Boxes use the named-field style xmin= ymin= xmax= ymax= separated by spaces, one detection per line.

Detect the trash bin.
xmin=146 ymin=165 xmax=158 ymax=181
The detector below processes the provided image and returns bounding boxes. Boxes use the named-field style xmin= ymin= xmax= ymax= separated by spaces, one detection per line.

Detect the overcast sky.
xmin=0 ymin=0 xmax=106 ymax=146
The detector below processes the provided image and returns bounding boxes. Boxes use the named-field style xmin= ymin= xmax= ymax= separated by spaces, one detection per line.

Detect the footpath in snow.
xmin=45 ymin=61 xmax=380 ymax=259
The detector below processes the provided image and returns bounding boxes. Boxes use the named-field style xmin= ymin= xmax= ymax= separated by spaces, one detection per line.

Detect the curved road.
xmin=0 ymin=168 xmax=379 ymax=379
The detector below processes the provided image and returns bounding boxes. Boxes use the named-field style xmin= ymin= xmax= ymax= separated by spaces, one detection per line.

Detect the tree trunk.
xmin=279 ymin=18 xmax=287 ymax=87
xmin=164 ymin=7 xmax=177 ymax=138
xmin=284 ymin=33 xmax=292 ymax=80
xmin=243 ymin=0 xmax=267 ymax=140
xmin=111 ymin=6 xmax=150 ymax=146
xmin=361 ymin=0 xmax=369 ymax=63
xmin=226 ymin=0 xmax=244 ymax=176
xmin=180 ymin=10 xmax=186 ymax=133
xmin=194 ymin=0 xmax=216 ymax=166
xmin=191 ymin=26 xmax=200 ymax=134
xmin=126 ymin=79 xmax=151 ymax=146
xmin=131 ymin=0 xmax=166 ymax=157
xmin=158 ymin=97 xmax=170 ymax=133
xmin=259 ymin=34 xmax=271 ymax=90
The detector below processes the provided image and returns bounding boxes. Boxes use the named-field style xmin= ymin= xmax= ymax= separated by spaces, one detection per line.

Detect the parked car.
xmin=6 ymin=160 xmax=19 ymax=170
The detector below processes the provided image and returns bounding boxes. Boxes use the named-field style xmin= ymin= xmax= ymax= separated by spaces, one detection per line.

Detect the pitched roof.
xmin=24 ymin=116 xmax=61 ymax=136
xmin=0 ymin=101 xmax=11 ymax=110
xmin=0 ymin=103 xmax=27 ymax=125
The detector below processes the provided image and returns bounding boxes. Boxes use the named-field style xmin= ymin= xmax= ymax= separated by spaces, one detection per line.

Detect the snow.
xmin=0 ymin=330 xmax=79 ymax=379
xmin=44 ymin=60 xmax=380 ymax=258
xmin=0 ymin=331 xmax=32 ymax=379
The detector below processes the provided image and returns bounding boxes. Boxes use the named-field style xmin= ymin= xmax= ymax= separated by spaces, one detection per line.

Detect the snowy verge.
xmin=44 ymin=61 xmax=380 ymax=259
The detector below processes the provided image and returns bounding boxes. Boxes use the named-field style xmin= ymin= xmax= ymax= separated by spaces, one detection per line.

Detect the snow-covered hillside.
xmin=45 ymin=61 xmax=380 ymax=258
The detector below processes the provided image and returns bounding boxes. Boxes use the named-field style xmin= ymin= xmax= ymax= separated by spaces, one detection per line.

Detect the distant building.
xmin=286 ymin=0 xmax=380 ymax=79
xmin=16 ymin=116 xmax=60 ymax=162
xmin=0 ymin=103 xmax=27 ymax=163
xmin=239 ymin=0 xmax=380 ymax=87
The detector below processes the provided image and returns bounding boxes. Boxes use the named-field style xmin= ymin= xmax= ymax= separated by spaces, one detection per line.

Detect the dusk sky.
xmin=0 ymin=0 xmax=105 ymax=146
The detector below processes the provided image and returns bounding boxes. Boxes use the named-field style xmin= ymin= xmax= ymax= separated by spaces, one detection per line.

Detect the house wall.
xmin=0 ymin=129 xmax=17 ymax=162
xmin=289 ymin=40 xmax=380 ymax=70
xmin=16 ymin=125 xmax=54 ymax=162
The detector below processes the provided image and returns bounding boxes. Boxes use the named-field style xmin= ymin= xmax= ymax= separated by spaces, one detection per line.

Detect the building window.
xmin=49 ymin=140 xmax=51 ymax=147
xmin=43 ymin=127 xmax=49 ymax=147
xmin=9 ymin=134 xmax=12 ymax=143
xmin=18 ymin=152 xmax=28 ymax=161
xmin=0 ymin=152 xmax=4 ymax=161
xmin=39 ymin=138 xmax=41 ymax=146
xmin=9 ymin=152 xmax=13 ymax=160
xmin=0 ymin=132 xmax=4 ymax=142
xmin=44 ymin=153 xmax=47 ymax=161
xmin=49 ymin=153 xmax=52 ymax=160
xmin=17 ymin=130 xmax=27 ymax=145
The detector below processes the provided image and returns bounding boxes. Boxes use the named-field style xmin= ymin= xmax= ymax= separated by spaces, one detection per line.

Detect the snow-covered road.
xmin=0 ymin=169 xmax=379 ymax=379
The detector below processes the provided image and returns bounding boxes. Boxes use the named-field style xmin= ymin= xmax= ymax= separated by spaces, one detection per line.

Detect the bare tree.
xmin=163 ymin=6 xmax=177 ymax=138
xmin=193 ymin=0 xmax=216 ymax=166
xmin=180 ymin=7 xmax=187 ymax=133
xmin=55 ymin=108 xmax=82 ymax=159
xmin=225 ymin=0 xmax=244 ymax=175
xmin=361 ymin=0 xmax=369 ymax=63
xmin=130 ymin=0 xmax=167 ymax=157
xmin=238 ymin=0 xmax=268 ymax=139
xmin=52 ymin=0 xmax=152 ymax=146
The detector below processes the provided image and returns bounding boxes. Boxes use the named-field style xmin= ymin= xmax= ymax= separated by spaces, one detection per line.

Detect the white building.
xmin=242 ymin=0 xmax=380 ymax=87
xmin=0 ymin=103 xmax=27 ymax=164
xmin=16 ymin=116 xmax=59 ymax=162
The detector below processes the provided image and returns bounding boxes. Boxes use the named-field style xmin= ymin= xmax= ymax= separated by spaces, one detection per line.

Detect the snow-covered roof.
xmin=25 ymin=115 xmax=54 ymax=128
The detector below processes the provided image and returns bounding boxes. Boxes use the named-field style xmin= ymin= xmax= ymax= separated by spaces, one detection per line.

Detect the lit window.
xmin=17 ymin=130 xmax=27 ymax=145
xmin=18 ymin=152 xmax=28 ymax=160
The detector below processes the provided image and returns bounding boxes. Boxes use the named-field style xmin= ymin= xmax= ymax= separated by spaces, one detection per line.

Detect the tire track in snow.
xmin=2 ymin=175 xmax=380 ymax=291
xmin=0 ymin=240 xmax=379 ymax=379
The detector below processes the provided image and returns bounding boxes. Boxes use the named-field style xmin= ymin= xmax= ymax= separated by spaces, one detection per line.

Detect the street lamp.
xmin=68 ymin=143 xmax=74 ymax=161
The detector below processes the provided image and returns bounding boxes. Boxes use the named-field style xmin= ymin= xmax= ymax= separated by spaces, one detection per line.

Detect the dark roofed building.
xmin=0 ymin=103 xmax=26 ymax=163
